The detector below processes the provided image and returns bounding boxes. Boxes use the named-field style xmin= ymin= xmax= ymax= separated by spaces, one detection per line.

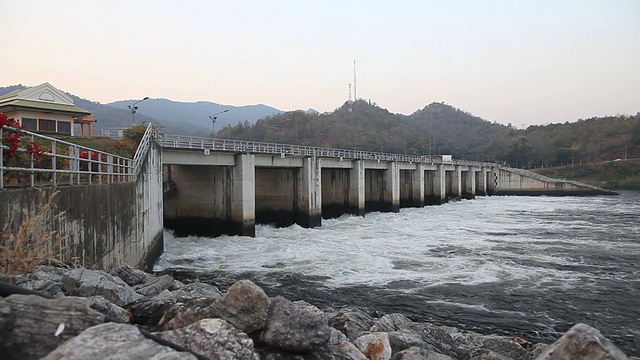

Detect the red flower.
xmin=0 ymin=113 xmax=8 ymax=128
xmin=27 ymin=142 xmax=46 ymax=160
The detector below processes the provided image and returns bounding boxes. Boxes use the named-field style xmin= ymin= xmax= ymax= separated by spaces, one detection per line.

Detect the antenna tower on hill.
xmin=348 ymin=83 xmax=353 ymax=112
xmin=353 ymin=59 xmax=357 ymax=101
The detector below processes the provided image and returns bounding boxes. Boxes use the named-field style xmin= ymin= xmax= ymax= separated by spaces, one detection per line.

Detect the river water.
xmin=155 ymin=191 xmax=640 ymax=355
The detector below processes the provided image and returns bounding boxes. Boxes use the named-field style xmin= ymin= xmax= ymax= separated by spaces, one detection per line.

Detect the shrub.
xmin=0 ymin=190 xmax=68 ymax=274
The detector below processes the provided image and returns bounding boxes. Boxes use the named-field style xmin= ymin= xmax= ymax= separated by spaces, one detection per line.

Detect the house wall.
xmin=6 ymin=109 xmax=75 ymax=135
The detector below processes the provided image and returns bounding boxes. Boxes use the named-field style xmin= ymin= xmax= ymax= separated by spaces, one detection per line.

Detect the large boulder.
xmin=41 ymin=322 xmax=197 ymax=359
xmin=109 ymin=264 xmax=151 ymax=286
xmin=134 ymin=274 xmax=175 ymax=297
xmin=62 ymin=268 xmax=142 ymax=307
xmin=261 ymin=296 xmax=332 ymax=352
xmin=371 ymin=314 xmax=464 ymax=359
xmin=129 ymin=289 xmax=178 ymax=327
xmin=156 ymin=318 xmax=260 ymax=360
xmin=0 ymin=294 xmax=106 ymax=360
xmin=87 ymin=295 xmax=131 ymax=323
xmin=172 ymin=282 xmax=223 ymax=302
xmin=468 ymin=337 xmax=532 ymax=360
xmin=329 ymin=307 xmax=376 ymax=341
xmin=162 ymin=279 xmax=269 ymax=332
xmin=206 ymin=279 xmax=270 ymax=333
xmin=536 ymin=323 xmax=628 ymax=360
xmin=391 ymin=346 xmax=454 ymax=360
xmin=354 ymin=332 xmax=393 ymax=360
xmin=24 ymin=265 xmax=70 ymax=297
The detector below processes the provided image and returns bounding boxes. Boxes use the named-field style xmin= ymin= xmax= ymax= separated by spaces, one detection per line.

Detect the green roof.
xmin=0 ymin=99 xmax=91 ymax=115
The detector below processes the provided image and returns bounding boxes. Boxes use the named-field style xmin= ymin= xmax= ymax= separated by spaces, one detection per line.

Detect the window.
xmin=38 ymin=119 xmax=56 ymax=132
xmin=22 ymin=118 xmax=37 ymax=130
xmin=57 ymin=121 xmax=71 ymax=134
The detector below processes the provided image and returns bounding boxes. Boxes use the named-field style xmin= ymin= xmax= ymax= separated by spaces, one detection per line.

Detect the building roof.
xmin=0 ymin=82 xmax=91 ymax=116
xmin=0 ymin=99 xmax=91 ymax=115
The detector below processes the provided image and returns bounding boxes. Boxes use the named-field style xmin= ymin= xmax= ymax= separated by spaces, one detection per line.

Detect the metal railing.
xmin=160 ymin=134 xmax=497 ymax=167
xmin=1 ymin=125 xmax=135 ymax=189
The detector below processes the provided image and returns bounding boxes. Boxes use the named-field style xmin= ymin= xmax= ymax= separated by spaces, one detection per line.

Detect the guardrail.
xmin=160 ymin=134 xmax=496 ymax=167
xmin=1 ymin=125 xmax=135 ymax=189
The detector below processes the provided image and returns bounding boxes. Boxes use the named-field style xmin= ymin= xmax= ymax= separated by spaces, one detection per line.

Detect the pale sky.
xmin=1 ymin=0 xmax=638 ymax=127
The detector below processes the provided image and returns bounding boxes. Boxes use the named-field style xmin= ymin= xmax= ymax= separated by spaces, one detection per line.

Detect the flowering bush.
xmin=1 ymin=112 xmax=25 ymax=160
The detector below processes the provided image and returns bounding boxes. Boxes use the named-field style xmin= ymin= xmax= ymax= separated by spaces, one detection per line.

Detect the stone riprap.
xmin=0 ymin=265 xmax=634 ymax=360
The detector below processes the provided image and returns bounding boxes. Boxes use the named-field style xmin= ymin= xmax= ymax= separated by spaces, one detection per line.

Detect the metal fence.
xmin=1 ymin=125 xmax=135 ymax=189
xmin=160 ymin=134 xmax=496 ymax=167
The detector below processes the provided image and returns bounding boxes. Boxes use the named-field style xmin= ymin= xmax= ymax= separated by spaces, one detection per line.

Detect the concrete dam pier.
xmin=161 ymin=136 xmax=615 ymax=238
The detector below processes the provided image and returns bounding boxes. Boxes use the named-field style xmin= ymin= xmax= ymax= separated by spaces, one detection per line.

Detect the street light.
xmin=128 ymin=97 xmax=149 ymax=126
xmin=209 ymin=110 xmax=229 ymax=138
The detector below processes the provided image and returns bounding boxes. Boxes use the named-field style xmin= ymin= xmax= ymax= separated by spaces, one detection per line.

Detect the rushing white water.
xmin=156 ymin=192 xmax=640 ymax=355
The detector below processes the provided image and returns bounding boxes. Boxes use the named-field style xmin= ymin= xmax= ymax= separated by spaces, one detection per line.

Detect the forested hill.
xmin=218 ymin=100 xmax=640 ymax=168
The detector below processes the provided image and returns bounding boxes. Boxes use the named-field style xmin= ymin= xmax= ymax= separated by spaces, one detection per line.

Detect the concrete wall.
xmin=163 ymin=164 xmax=232 ymax=237
xmin=0 ymin=140 xmax=164 ymax=270
xmin=321 ymin=168 xmax=351 ymax=218
xmin=255 ymin=168 xmax=296 ymax=227
xmin=495 ymin=167 xmax=611 ymax=196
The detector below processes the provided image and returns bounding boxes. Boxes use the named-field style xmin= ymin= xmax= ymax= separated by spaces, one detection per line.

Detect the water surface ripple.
xmin=156 ymin=191 xmax=640 ymax=355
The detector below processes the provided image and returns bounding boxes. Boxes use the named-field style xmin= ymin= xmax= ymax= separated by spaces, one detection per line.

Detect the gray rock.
xmin=156 ymin=318 xmax=259 ymax=360
xmin=129 ymin=289 xmax=178 ymax=327
xmin=172 ymin=281 xmax=223 ymax=302
xmin=329 ymin=307 xmax=376 ymax=341
xmin=134 ymin=274 xmax=175 ymax=297
xmin=160 ymin=297 xmax=218 ymax=330
xmin=371 ymin=313 xmax=416 ymax=333
xmin=41 ymin=322 xmax=197 ymax=360
xmin=205 ymin=279 xmax=270 ymax=333
xmin=109 ymin=264 xmax=152 ymax=286
xmin=528 ymin=343 xmax=548 ymax=359
xmin=87 ymin=295 xmax=131 ymax=323
xmin=261 ymin=296 xmax=332 ymax=352
xmin=354 ymin=332 xmax=392 ymax=360
xmin=468 ymin=337 xmax=531 ymax=360
xmin=330 ymin=327 xmax=352 ymax=343
xmin=0 ymin=294 xmax=106 ymax=360
xmin=387 ymin=330 xmax=435 ymax=354
xmin=24 ymin=266 xmax=69 ymax=297
xmin=169 ymin=278 xmax=186 ymax=290
xmin=311 ymin=341 xmax=370 ymax=360
xmin=536 ymin=323 xmax=628 ymax=360
xmin=162 ymin=280 xmax=267 ymax=332
xmin=62 ymin=268 xmax=143 ymax=307
xmin=412 ymin=322 xmax=468 ymax=359
xmin=391 ymin=346 xmax=454 ymax=360
xmin=471 ymin=350 xmax=514 ymax=360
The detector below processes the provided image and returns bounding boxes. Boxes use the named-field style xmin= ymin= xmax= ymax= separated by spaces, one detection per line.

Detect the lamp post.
xmin=353 ymin=131 xmax=367 ymax=150
xmin=128 ymin=97 xmax=149 ymax=126
xmin=209 ymin=109 xmax=229 ymax=138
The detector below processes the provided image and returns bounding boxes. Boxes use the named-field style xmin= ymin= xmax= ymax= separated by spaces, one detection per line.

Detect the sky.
xmin=1 ymin=0 xmax=639 ymax=127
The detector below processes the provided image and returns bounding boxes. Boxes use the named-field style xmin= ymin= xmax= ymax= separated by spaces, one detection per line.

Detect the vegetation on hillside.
xmin=218 ymin=100 xmax=640 ymax=166
xmin=534 ymin=159 xmax=640 ymax=190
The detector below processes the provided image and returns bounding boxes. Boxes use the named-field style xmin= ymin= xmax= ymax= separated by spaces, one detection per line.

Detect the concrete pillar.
xmin=297 ymin=156 xmax=322 ymax=228
xmin=451 ymin=165 xmax=462 ymax=199
xmin=349 ymin=160 xmax=365 ymax=216
xmin=231 ymin=153 xmax=255 ymax=236
xmin=463 ymin=169 xmax=476 ymax=199
xmin=487 ymin=166 xmax=498 ymax=195
xmin=432 ymin=164 xmax=446 ymax=204
xmin=411 ymin=164 xmax=425 ymax=207
xmin=477 ymin=167 xmax=488 ymax=196
xmin=384 ymin=161 xmax=400 ymax=212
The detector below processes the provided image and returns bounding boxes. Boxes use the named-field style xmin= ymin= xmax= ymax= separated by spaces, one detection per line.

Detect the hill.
xmin=0 ymin=85 xmax=284 ymax=136
xmin=107 ymin=99 xmax=283 ymax=135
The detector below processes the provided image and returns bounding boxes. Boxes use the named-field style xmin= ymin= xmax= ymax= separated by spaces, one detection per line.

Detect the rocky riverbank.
xmin=0 ymin=265 xmax=635 ymax=360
